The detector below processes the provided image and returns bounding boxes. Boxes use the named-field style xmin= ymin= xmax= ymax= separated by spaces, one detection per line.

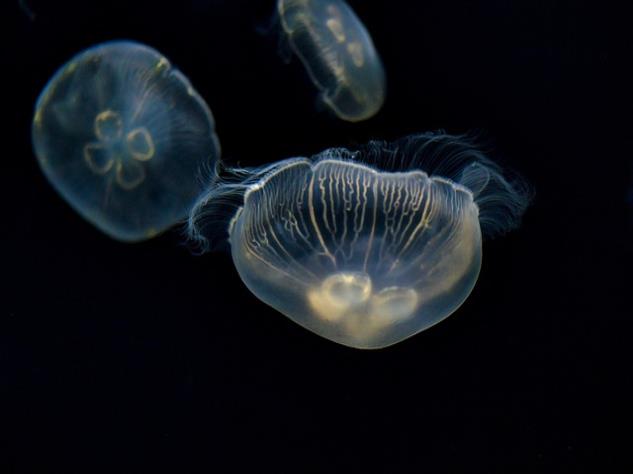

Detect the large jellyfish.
xmin=189 ymin=133 xmax=530 ymax=349
xmin=32 ymin=41 xmax=220 ymax=242
xmin=277 ymin=0 xmax=386 ymax=122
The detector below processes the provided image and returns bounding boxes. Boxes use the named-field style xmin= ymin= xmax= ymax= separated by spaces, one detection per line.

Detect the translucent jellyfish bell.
xmin=277 ymin=0 xmax=386 ymax=122
xmin=189 ymin=133 xmax=530 ymax=349
xmin=32 ymin=41 xmax=220 ymax=242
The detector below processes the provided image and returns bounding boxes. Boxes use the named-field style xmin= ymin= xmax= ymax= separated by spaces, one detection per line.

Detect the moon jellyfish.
xmin=32 ymin=41 xmax=220 ymax=242
xmin=277 ymin=0 xmax=386 ymax=122
xmin=189 ymin=133 xmax=530 ymax=349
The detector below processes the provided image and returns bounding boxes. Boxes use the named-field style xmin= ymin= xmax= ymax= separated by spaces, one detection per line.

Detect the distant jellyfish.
xmin=189 ymin=133 xmax=530 ymax=349
xmin=32 ymin=40 xmax=220 ymax=242
xmin=277 ymin=0 xmax=386 ymax=122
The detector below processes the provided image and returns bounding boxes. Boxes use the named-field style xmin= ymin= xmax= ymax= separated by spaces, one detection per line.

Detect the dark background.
xmin=3 ymin=0 xmax=633 ymax=472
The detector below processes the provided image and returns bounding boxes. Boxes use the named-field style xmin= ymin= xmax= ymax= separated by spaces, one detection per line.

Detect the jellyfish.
xmin=189 ymin=133 xmax=530 ymax=349
xmin=277 ymin=0 xmax=386 ymax=122
xmin=32 ymin=41 xmax=220 ymax=242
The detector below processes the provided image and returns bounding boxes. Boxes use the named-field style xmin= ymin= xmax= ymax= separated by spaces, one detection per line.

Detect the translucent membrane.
xmin=278 ymin=0 xmax=385 ymax=122
xmin=32 ymin=40 xmax=220 ymax=241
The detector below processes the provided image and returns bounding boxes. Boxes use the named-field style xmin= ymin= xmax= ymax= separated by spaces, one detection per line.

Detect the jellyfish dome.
xmin=189 ymin=133 xmax=530 ymax=349
xmin=277 ymin=0 xmax=386 ymax=122
xmin=32 ymin=40 xmax=220 ymax=242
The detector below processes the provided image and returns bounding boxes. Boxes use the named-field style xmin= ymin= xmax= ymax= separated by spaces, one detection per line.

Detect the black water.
xmin=3 ymin=0 xmax=632 ymax=472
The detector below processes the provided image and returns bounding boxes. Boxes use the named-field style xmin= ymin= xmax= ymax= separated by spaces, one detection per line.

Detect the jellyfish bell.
xmin=189 ymin=133 xmax=530 ymax=349
xmin=32 ymin=40 xmax=221 ymax=242
xmin=276 ymin=0 xmax=386 ymax=122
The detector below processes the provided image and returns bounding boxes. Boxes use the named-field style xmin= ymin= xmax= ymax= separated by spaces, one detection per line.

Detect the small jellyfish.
xmin=277 ymin=0 xmax=386 ymax=122
xmin=189 ymin=133 xmax=530 ymax=349
xmin=32 ymin=41 xmax=220 ymax=242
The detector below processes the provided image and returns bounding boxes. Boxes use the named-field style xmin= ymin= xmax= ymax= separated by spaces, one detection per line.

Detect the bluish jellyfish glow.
xmin=277 ymin=0 xmax=386 ymax=122
xmin=32 ymin=41 xmax=221 ymax=242
xmin=189 ymin=133 xmax=530 ymax=349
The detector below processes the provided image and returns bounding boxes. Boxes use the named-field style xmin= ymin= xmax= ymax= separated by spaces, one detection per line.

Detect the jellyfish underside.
xmin=32 ymin=41 xmax=220 ymax=242
xmin=278 ymin=0 xmax=385 ymax=122
xmin=226 ymin=158 xmax=483 ymax=349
